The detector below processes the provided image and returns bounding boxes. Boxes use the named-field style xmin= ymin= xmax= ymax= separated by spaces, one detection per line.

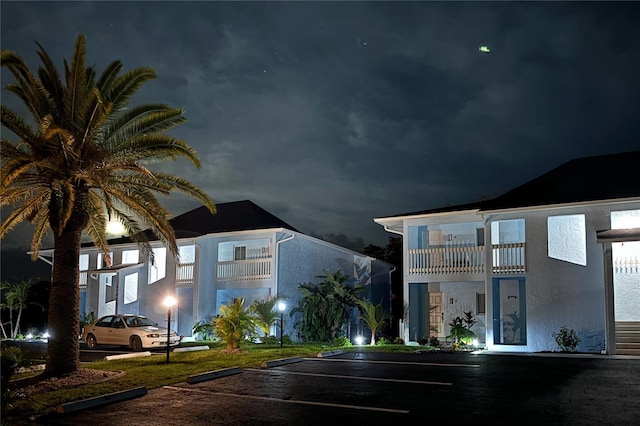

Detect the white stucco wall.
xmin=485 ymin=204 xmax=623 ymax=353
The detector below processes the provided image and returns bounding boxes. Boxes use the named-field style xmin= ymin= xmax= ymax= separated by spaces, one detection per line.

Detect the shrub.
xmin=332 ymin=336 xmax=352 ymax=347
xmin=1 ymin=344 xmax=24 ymax=409
xmin=376 ymin=336 xmax=391 ymax=345
xmin=552 ymin=326 xmax=580 ymax=352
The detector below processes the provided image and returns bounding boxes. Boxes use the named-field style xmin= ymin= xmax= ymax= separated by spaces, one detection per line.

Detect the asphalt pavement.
xmin=30 ymin=350 xmax=640 ymax=426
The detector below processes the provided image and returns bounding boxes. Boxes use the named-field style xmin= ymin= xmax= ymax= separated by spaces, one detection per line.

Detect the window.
xmin=96 ymin=316 xmax=113 ymax=327
xmin=476 ymin=293 xmax=486 ymax=314
xmin=148 ymin=247 xmax=167 ymax=284
xmin=179 ymin=245 xmax=196 ymax=263
xmin=98 ymin=252 xmax=113 ymax=269
xmin=79 ymin=254 xmax=89 ymax=271
xmin=548 ymin=214 xmax=586 ymax=266
xmin=124 ymin=273 xmax=138 ymax=304
xmin=234 ymin=246 xmax=247 ymax=260
xmin=122 ymin=249 xmax=139 ymax=264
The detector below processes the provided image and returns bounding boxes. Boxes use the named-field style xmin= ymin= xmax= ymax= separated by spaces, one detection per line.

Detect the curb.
xmin=174 ymin=345 xmax=210 ymax=353
xmin=104 ymin=351 xmax=151 ymax=361
xmin=56 ymin=386 xmax=147 ymax=413
xmin=187 ymin=366 xmax=241 ymax=384
xmin=316 ymin=350 xmax=345 ymax=358
xmin=261 ymin=356 xmax=303 ymax=368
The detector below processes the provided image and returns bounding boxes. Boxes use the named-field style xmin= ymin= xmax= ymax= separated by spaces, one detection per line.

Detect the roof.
xmin=376 ymin=150 xmax=640 ymax=221
xmin=164 ymin=200 xmax=299 ymax=238
xmin=84 ymin=200 xmax=299 ymax=247
xmin=479 ymin=150 xmax=640 ymax=211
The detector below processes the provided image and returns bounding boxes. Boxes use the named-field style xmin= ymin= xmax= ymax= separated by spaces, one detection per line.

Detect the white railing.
xmin=217 ymin=258 xmax=272 ymax=282
xmin=408 ymin=245 xmax=485 ymax=275
xmin=176 ymin=262 xmax=195 ymax=287
xmin=615 ymin=255 xmax=640 ymax=274
xmin=79 ymin=271 xmax=88 ymax=290
xmin=492 ymin=243 xmax=527 ymax=274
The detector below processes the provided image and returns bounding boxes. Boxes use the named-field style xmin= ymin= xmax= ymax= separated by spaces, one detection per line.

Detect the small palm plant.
xmin=214 ymin=298 xmax=254 ymax=351
xmin=250 ymin=297 xmax=279 ymax=339
xmin=357 ymin=299 xmax=390 ymax=346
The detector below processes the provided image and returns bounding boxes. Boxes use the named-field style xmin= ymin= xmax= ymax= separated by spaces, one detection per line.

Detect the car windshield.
xmin=125 ymin=316 xmax=158 ymax=327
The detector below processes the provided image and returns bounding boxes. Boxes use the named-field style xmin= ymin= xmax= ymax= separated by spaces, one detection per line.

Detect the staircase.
xmin=615 ymin=322 xmax=640 ymax=356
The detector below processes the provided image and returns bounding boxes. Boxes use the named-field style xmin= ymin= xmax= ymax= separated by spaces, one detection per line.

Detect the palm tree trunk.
xmin=12 ymin=307 xmax=23 ymax=338
xmin=45 ymin=228 xmax=82 ymax=376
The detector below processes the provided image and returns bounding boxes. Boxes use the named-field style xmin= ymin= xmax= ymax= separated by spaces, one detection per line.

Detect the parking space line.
xmin=244 ymin=368 xmax=452 ymax=386
xmin=304 ymin=357 xmax=480 ymax=368
xmin=162 ymin=386 xmax=410 ymax=414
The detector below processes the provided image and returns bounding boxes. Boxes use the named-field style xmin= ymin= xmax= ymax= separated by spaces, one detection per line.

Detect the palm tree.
xmin=0 ymin=279 xmax=42 ymax=338
xmin=215 ymin=298 xmax=254 ymax=350
xmin=0 ymin=35 xmax=215 ymax=377
xmin=250 ymin=297 xmax=279 ymax=338
xmin=357 ymin=299 xmax=390 ymax=346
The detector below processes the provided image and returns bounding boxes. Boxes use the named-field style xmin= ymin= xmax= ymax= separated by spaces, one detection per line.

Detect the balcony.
xmin=407 ymin=242 xmax=527 ymax=276
xmin=217 ymin=258 xmax=272 ymax=282
xmin=408 ymin=245 xmax=485 ymax=275
xmin=176 ymin=262 xmax=195 ymax=287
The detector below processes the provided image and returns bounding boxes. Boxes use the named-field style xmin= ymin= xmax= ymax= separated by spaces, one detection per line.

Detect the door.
xmin=429 ymin=292 xmax=444 ymax=338
xmin=492 ymin=277 xmax=527 ymax=345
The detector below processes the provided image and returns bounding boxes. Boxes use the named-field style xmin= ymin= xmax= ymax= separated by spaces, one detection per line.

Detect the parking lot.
xmin=39 ymin=351 xmax=640 ymax=425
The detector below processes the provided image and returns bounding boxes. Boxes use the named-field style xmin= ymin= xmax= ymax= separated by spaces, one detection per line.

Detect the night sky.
xmin=1 ymin=1 xmax=639 ymax=277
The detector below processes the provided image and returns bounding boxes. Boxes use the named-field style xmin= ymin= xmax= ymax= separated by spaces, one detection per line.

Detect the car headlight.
xmin=146 ymin=333 xmax=160 ymax=338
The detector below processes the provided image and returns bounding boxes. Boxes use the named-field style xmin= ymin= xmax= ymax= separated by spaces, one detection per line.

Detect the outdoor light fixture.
xmin=106 ymin=220 xmax=125 ymax=235
xmin=163 ymin=295 xmax=177 ymax=363
xmin=278 ymin=301 xmax=286 ymax=348
xmin=354 ymin=335 xmax=364 ymax=345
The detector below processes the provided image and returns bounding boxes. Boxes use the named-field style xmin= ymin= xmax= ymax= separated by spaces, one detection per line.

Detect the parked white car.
xmin=82 ymin=314 xmax=181 ymax=351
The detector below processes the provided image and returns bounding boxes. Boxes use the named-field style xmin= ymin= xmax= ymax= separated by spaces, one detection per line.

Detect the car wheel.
xmin=130 ymin=335 xmax=143 ymax=352
xmin=86 ymin=334 xmax=98 ymax=349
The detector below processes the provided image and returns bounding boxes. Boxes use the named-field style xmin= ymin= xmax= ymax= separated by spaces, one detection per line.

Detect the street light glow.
xmin=163 ymin=295 xmax=177 ymax=308
xmin=277 ymin=301 xmax=286 ymax=312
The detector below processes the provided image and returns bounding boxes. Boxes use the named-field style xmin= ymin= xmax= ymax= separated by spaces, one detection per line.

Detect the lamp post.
xmin=277 ymin=301 xmax=286 ymax=348
xmin=163 ymin=295 xmax=177 ymax=363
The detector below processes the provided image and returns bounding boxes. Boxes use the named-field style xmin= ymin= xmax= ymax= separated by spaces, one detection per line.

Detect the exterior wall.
xmin=435 ymin=281 xmax=486 ymax=343
xmin=277 ymin=233 xmax=392 ymax=342
xmin=484 ymin=204 xmax=617 ymax=353
xmin=395 ymin=201 xmax=640 ymax=352
xmin=400 ymin=212 xmax=482 ymax=343
xmin=77 ymin=230 xmax=390 ymax=342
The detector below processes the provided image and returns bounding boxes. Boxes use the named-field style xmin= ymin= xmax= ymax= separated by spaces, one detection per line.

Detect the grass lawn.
xmin=3 ymin=341 xmax=434 ymax=421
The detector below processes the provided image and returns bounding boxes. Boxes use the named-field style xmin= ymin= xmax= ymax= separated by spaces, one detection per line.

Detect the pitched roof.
xmin=167 ymin=200 xmax=299 ymax=238
xmin=376 ymin=150 xmax=640 ymax=220
xmin=85 ymin=200 xmax=298 ymax=247
xmin=479 ymin=150 xmax=640 ymax=211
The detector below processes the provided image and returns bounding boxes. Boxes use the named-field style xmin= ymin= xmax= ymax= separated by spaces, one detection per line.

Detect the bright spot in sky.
xmin=479 ymin=45 xmax=490 ymax=53
xmin=106 ymin=220 xmax=125 ymax=235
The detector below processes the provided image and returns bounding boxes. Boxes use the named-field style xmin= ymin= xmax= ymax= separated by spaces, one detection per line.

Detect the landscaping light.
xmin=355 ymin=335 xmax=364 ymax=345
xmin=26 ymin=333 xmax=34 ymax=340
xmin=163 ymin=295 xmax=177 ymax=363
xmin=278 ymin=301 xmax=286 ymax=348
xmin=472 ymin=338 xmax=479 ymax=347
xmin=43 ymin=331 xmax=50 ymax=339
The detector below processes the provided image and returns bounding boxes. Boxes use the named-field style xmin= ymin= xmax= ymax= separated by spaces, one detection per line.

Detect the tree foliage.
xmin=357 ymin=299 xmax=390 ymax=346
xmin=291 ymin=269 xmax=365 ymax=342
xmin=249 ymin=297 xmax=279 ymax=338
xmin=0 ymin=35 xmax=215 ymax=376
xmin=0 ymin=279 xmax=43 ymax=339
xmin=214 ymin=298 xmax=254 ymax=350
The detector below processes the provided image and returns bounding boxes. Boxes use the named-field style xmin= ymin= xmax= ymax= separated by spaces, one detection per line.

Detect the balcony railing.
xmin=217 ymin=258 xmax=272 ymax=282
xmin=79 ymin=271 xmax=88 ymax=290
xmin=176 ymin=262 xmax=195 ymax=287
xmin=407 ymin=242 xmax=528 ymax=276
xmin=615 ymin=255 xmax=640 ymax=274
xmin=492 ymin=243 xmax=527 ymax=274
xmin=408 ymin=245 xmax=485 ymax=275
